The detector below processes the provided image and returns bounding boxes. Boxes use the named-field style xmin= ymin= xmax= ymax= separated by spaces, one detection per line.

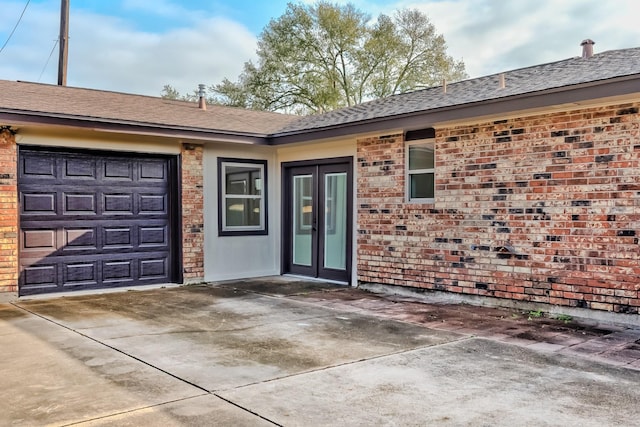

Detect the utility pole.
xmin=57 ymin=0 xmax=69 ymax=86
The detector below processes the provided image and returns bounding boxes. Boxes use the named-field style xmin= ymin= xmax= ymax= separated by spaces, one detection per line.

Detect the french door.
xmin=282 ymin=158 xmax=352 ymax=283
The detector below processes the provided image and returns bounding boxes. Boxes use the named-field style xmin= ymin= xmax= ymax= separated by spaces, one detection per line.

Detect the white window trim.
xmin=406 ymin=138 xmax=435 ymax=203
xmin=219 ymin=159 xmax=267 ymax=235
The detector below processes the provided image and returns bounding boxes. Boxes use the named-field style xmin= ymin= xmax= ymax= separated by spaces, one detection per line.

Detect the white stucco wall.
xmin=203 ymin=137 xmax=358 ymax=283
xmin=203 ymin=143 xmax=279 ymax=282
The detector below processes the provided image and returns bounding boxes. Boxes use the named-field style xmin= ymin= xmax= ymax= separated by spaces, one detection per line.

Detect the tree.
xmin=165 ymin=2 xmax=467 ymax=114
xmin=160 ymin=84 xmax=197 ymax=101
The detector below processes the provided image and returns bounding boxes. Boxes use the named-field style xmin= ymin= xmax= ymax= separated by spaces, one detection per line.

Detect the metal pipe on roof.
xmin=198 ymin=84 xmax=207 ymax=110
xmin=581 ymin=39 xmax=595 ymax=59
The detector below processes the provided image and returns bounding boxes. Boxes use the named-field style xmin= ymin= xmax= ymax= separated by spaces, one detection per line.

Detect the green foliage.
xmin=528 ymin=310 xmax=545 ymax=320
xmin=163 ymin=1 xmax=467 ymax=114
xmin=555 ymin=314 xmax=573 ymax=323
xmin=160 ymin=84 xmax=197 ymax=102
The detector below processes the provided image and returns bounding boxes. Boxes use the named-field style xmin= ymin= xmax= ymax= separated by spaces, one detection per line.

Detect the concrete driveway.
xmin=2 ymin=278 xmax=639 ymax=426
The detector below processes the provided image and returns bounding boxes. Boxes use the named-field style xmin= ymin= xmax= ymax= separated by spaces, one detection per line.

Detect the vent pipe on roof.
xmin=442 ymin=79 xmax=447 ymax=94
xmin=581 ymin=39 xmax=595 ymax=59
xmin=499 ymin=73 xmax=506 ymax=89
xmin=198 ymin=84 xmax=207 ymax=110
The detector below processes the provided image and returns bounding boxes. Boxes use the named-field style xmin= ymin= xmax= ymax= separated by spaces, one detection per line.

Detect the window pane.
xmin=225 ymin=198 xmax=261 ymax=227
xmin=225 ymin=165 xmax=262 ymax=195
xmin=410 ymin=173 xmax=434 ymax=199
xmin=409 ymin=143 xmax=434 ymax=170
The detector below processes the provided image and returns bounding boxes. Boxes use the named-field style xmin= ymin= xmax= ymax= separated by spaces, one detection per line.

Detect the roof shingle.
xmin=1 ymin=47 xmax=639 ymax=139
xmin=0 ymin=80 xmax=299 ymax=135
xmin=275 ymin=47 xmax=640 ymax=135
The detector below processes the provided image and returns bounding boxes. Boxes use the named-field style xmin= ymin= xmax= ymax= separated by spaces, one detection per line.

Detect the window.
xmin=218 ymin=158 xmax=267 ymax=236
xmin=407 ymin=140 xmax=435 ymax=202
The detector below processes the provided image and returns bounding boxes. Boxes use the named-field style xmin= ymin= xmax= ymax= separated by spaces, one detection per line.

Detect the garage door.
xmin=18 ymin=147 xmax=179 ymax=296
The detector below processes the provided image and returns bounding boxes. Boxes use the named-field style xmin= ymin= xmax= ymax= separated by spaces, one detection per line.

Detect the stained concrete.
xmin=221 ymin=338 xmax=640 ymax=426
xmin=0 ymin=304 xmax=203 ymax=426
xmin=3 ymin=279 xmax=640 ymax=426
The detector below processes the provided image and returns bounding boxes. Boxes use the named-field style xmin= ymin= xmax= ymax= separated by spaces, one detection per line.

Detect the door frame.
xmin=281 ymin=156 xmax=353 ymax=283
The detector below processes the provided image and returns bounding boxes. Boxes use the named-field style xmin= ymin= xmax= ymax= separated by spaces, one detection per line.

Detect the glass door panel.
xmin=323 ymin=172 xmax=347 ymax=270
xmin=292 ymin=174 xmax=313 ymax=266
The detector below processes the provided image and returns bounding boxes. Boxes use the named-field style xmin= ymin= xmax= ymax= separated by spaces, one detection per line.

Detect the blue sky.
xmin=1 ymin=0 xmax=639 ymax=97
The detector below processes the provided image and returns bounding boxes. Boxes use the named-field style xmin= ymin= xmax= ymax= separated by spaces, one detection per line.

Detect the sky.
xmin=0 ymin=0 xmax=639 ymax=97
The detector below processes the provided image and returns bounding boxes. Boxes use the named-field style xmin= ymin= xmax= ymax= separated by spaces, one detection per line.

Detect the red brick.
xmin=356 ymin=103 xmax=640 ymax=313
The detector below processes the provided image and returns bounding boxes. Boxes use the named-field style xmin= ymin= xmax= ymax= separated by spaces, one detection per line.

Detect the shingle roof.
xmin=1 ymin=47 xmax=639 ymax=140
xmin=0 ymin=80 xmax=299 ymax=136
xmin=275 ymin=47 xmax=640 ymax=135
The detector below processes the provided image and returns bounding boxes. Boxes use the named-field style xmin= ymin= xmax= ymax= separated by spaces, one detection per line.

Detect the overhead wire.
xmin=38 ymin=39 xmax=59 ymax=82
xmin=0 ymin=0 xmax=32 ymax=55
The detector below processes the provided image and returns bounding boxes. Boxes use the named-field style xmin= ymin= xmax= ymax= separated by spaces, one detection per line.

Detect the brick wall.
xmin=357 ymin=103 xmax=640 ymax=314
xmin=0 ymin=128 xmax=18 ymax=292
xmin=181 ymin=143 xmax=204 ymax=283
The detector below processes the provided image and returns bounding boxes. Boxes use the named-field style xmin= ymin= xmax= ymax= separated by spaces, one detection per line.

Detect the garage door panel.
xmin=63 ymin=228 xmax=97 ymax=249
xmin=103 ymin=193 xmax=134 ymax=214
xmin=64 ymin=193 xmax=97 ymax=214
xmin=22 ymin=264 xmax=58 ymax=289
xmin=19 ymin=148 xmax=177 ymax=295
xmin=21 ymin=192 xmax=56 ymax=214
xmin=140 ymin=161 xmax=167 ymax=181
xmin=140 ymin=226 xmax=167 ymax=247
xmin=139 ymin=194 xmax=167 ymax=214
xmin=103 ymin=227 xmax=134 ymax=248
xmin=103 ymin=260 xmax=134 ymax=282
xmin=64 ymin=262 xmax=98 ymax=286
xmin=22 ymin=229 xmax=57 ymax=251
xmin=104 ymin=160 xmax=133 ymax=180
xmin=21 ymin=155 xmax=56 ymax=179
xmin=140 ymin=258 xmax=167 ymax=279
xmin=64 ymin=157 xmax=97 ymax=179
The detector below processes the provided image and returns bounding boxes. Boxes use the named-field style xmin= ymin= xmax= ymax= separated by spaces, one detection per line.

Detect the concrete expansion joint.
xmin=221 ymin=335 xmax=474 ymax=395
xmin=10 ymin=302 xmax=212 ymax=394
xmin=212 ymin=393 xmax=282 ymax=427
xmin=61 ymin=394 xmax=211 ymax=427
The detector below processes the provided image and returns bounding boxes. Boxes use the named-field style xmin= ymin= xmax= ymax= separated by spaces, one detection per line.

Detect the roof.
xmin=1 ymin=46 xmax=639 ymax=144
xmin=0 ymin=80 xmax=299 ymax=136
xmin=274 ymin=46 xmax=640 ymax=136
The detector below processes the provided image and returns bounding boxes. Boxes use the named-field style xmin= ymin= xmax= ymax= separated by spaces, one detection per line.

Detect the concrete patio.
xmin=1 ymin=277 xmax=639 ymax=426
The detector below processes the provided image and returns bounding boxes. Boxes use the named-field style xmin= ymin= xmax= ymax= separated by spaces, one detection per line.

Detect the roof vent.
xmin=198 ymin=84 xmax=207 ymax=110
xmin=581 ymin=39 xmax=595 ymax=59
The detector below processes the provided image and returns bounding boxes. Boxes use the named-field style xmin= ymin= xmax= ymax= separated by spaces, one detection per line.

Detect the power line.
xmin=0 ymin=0 xmax=31 ymax=55
xmin=38 ymin=39 xmax=59 ymax=82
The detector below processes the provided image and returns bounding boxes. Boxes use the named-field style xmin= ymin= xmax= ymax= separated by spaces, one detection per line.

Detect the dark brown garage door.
xmin=18 ymin=147 xmax=180 ymax=296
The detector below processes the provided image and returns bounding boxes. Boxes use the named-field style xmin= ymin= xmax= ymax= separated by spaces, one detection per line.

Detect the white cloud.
xmin=1 ymin=0 xmax=639 ymax=97
xmin=0 ymin=1 xmax=257 ymax=96
xmin=391 ymin=0 xmax=640 ymax=77
xmin=68 ymin=12 xmax=257 ymax=96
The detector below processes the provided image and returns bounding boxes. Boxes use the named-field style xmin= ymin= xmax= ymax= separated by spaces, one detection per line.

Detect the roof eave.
xmin=267 ymin=75 xmax=640 ymax=145
xmin=0 ymin=110 xmax=271 ymax=145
